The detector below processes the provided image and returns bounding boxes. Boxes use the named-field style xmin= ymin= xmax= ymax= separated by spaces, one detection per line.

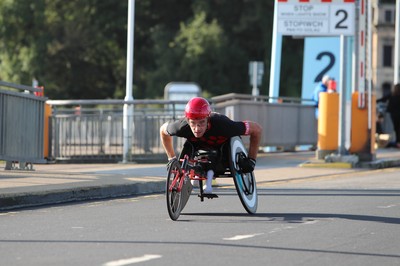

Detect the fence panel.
xmin=212 ymin=95 xmax=318 ymax=148
xmin=47 ymin=96 xmax=317 ymax=162
xmin=49 ymin=103 xmax=186 ymax=163
xmin=0 ymin=83 xmax=46 ymax=164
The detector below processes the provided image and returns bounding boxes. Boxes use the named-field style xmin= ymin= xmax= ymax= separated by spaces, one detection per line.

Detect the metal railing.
xmin=212 ymin=93 xmax=318 ymax=147
xmin=47 ymin=95 xmax=318 ymax=162
xmin=2 ymin=81 xmax=394 ymax=165
xmin=48 ymin=100 xmax=188 ymax=163
xmin=0 ymin=81 xmax=46 ymax=167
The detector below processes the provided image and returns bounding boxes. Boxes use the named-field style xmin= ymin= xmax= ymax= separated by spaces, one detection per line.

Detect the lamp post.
xmin=122 ymin=0 xmax=135 ymax=163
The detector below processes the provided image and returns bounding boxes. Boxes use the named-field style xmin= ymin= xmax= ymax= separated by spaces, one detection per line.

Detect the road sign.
xmin=249 ymin=61 xmax=264 ymax=96
xmin=301 ymin=37 xmax=340 ymax=101
xmin=249 ymin=61 xmax=264 ymax=86
xmin=277 ymin=0 xmax=355 ymax=36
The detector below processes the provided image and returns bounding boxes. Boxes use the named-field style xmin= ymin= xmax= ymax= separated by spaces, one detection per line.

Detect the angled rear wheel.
xmin=229 ymin=137 xmax=258 ymax=214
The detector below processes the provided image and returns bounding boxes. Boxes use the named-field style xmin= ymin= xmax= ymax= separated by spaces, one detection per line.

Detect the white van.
xmin=164 ymin=82 xmax=202 ymax=112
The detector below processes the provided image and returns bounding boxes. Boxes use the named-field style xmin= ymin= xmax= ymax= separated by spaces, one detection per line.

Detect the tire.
xmin=166 ymin=160 xmax=183 ymax=221
xmin=166 ymin=146 xmax=193 ymax=221
xmin=229 ymin=136 xmax=258 ymax=214
xmin=177 ymin=143 xmax=194 ymax=211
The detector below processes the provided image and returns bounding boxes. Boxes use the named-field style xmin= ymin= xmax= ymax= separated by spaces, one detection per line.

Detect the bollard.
xmin=316 ymin=92 xmax=339 ymax=159
xmin=350 ymin=92 xmax=376 ymax=161
xmin=43 ymin=103 xmax=52 ymax=159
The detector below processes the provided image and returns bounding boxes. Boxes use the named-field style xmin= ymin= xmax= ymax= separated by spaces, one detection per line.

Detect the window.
xmin=384 ymin=10 xmax=393 ymax=23
xmin=382 ymin=82 xmax=391 ymax=98
xmin=383 ymin=45 xmax=393 ymax=67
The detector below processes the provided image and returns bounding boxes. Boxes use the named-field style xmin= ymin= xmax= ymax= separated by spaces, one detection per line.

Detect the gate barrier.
xmin=0 ymin=81 xmax=46 ymax=169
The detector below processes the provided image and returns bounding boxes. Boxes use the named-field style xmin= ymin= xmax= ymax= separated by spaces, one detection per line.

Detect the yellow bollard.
xmin=43 ymin=103 xmax=52 ymax=159
xmin=316 ymin=92 xmax=339 ymax=159
xmin=350 ymin=92 xmax=376 ymax=160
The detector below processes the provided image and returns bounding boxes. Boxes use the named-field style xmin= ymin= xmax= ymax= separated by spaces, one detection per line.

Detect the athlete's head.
xmin=184 ymin=97 xmax=211 ymax=138
xmin=184 ymin=97 xmax=211 ymax=120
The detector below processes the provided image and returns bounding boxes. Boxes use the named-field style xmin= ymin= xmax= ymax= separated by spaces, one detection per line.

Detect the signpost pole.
xmin=252 ymin=63 xmax=259 ymax=96
xmin=269 ymin=1 xmax=282 ymax=103
xmin=338 ymin=35 xmax=348 ymax=155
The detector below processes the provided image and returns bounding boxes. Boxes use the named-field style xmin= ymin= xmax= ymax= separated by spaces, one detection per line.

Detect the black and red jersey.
xmin=166 ymin=113 xmax=249 ymax=149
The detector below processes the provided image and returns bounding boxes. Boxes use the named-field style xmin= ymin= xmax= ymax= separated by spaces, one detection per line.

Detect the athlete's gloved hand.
xmin=239 ymin=157 xmax=256 ymax=173
xmin=166 ymin=157 xmax=178 ymax=170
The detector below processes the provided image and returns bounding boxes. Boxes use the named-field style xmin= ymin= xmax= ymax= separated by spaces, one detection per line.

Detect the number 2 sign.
xmin=301 ymin=37 xmax=340 ymax=101
xmin=330 ymin=5 xmax=355 ymax=36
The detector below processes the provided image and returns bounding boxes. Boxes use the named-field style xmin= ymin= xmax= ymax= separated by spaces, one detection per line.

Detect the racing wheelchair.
xmin=166 ymin=136 xmax=258 ymax=221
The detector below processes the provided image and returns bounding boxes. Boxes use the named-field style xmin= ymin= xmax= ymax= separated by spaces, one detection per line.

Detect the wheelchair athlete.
xmin=160 ymin=97 xmax=262 ymax=196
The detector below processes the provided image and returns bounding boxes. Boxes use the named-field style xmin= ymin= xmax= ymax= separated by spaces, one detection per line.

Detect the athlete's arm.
xmin=160 ymin=122 xmax=176 ymax=160
xmin=246 ymin=121 xmax=262 ymax=160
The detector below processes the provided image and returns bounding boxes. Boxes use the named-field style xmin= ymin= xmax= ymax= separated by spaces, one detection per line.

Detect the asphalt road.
xmin=0 ymin=167 xmax=399 ymax=266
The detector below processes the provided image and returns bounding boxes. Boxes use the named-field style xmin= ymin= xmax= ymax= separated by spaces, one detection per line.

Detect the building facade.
xmin=372 ymin=0 xmax=396 ymax=99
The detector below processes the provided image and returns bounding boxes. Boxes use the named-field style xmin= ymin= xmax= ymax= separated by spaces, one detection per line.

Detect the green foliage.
xmin=146 ymin=11 xmax=247 ymax=97
xmin=280 ymin=37 xmax=304 ymax=98
xmin=0 ymin=0 xmax=302 ymax=99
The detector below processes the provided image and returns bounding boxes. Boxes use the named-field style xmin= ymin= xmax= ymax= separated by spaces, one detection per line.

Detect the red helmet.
xmin=184 ymin=97 xmax=211 ymax=119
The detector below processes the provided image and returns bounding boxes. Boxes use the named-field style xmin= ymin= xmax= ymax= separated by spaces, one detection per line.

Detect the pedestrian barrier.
xmin=0 ymin=81 xmax=47 ymax=169
xmin=47 ymin=100 xmax=188 ymax=163
xmin=0 ymin=82 xmax=393 ymax=165
xmin=212 ymin=93 xmax=318 ymax=149
xmin=47 ymin=94 xmax=318 ymax=162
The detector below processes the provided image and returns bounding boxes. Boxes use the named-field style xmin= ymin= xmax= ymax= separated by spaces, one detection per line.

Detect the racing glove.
xmin=166 ymin=157 xmax=178 ymax=171
xmin=239 ymin=157 xmax=256 ymax=173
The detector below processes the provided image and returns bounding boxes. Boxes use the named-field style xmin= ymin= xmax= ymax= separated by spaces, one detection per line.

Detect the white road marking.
xmin=269 ymin=226 xmax=294 ymax=234
xmin=103 ymin=254 xmax=162 ymax=266
xmin=0 ymin=212 xmax=18 ymax=216
xmin=377 ymin=204 xmax=397 ymax=209
xmin=303 ymin=220 xmax=318 ymax=225
xmin=223 ymin=233 xmax=263 ymax=241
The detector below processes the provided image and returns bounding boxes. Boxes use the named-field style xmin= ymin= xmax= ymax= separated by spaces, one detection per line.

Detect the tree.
xmin=123 ymin=0 xmax=194 ymax=99
xmin=146 ymin=11 xmax=247 ymax=97
xmin=0 ymin=0 xmax=47 ymax=84
xmin=0 ymin=0 xmax=302 ymax=99
xmin=0 ymin=0 xmax=128 ymax=99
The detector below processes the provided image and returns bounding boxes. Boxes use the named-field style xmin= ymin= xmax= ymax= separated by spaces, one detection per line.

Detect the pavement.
xmin=1 ymin=148 xmax=400 ymax=212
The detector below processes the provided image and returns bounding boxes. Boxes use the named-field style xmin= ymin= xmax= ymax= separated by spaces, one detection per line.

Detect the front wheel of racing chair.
xmin=165 ymin=141 xmax=195 ymax=221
